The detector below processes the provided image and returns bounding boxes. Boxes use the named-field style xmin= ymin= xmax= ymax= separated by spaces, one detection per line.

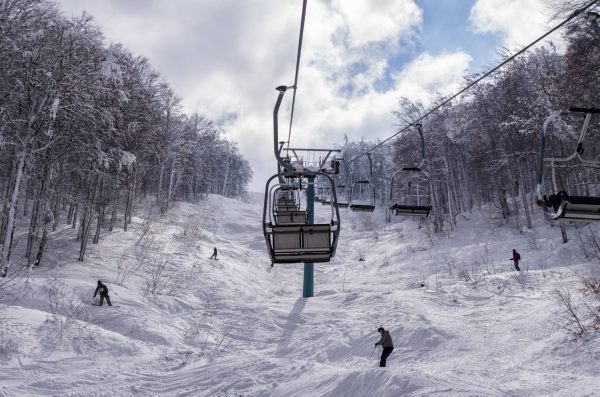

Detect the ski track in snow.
xmin=1 ymin=194 xmax=600 ymax=396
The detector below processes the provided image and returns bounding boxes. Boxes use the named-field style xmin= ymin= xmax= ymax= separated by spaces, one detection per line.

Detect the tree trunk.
xmin=67 ymin=201 xmax=74 ymax=224
xmin=559 ymin=219 xmax=568 ymax=243
xmin=157 ymin=162 xmax=164 ymax=201
xmin=22 ymin=175 xmax=28 ymax=217
xmin=517 ymin=159 xmax=532 ymax=229
xmin=93 ymin=177 xmax=105 ymax=244
xmin=52 ymin=195 xmax=60 ymax=231
xmin=222 ymin=152 xmax=231 ymax=196
xmin=168 ymin=159 xmax=176 ymax=202
xmin=1 ymin=152 xmax=26 ymax=276
xmin=26 ymin=167 xmax=49 ymax=265
xmin=109 ymin=186 xmax=118 ymax=232
xmin=72 ymin=202 xmax=78 ymax=229
xmin=124 ymin=167 xmax=136 ymax=230
xmin=0 ymin=149 xmax=18 ymax=243
xmin=79 ymin=175 xmax=101 ymax=261
xmin=32 ymin=223 xmax=49 ymax=267
xmin=505 ymin=162 xmax=521 ymax=232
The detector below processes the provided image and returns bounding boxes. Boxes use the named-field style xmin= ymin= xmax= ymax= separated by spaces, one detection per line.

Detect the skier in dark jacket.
xmin=374 ymin=327 xmax=394 ymax=367
xmin=510 ymin=249 xmax=521 ymax=271
xmin=93 ymin=280 xmax=112 ymax=306
xmin=210 ymin=247 xmax=218 ymax=260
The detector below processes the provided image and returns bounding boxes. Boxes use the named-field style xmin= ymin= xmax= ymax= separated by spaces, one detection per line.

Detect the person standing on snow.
xmin=374 ymin=327 xmax=394 ymax=367
xmin=210 ymin=247 xmax=218 ymax=260
xmin=93 ymin=280 xmax=113 ymax=306
xmin=510 ymin=249 xmax=521 ymax=271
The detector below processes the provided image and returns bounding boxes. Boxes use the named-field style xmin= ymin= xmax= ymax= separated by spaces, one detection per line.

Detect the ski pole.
xmin=369 ymin=345 xmax=377 ymax=359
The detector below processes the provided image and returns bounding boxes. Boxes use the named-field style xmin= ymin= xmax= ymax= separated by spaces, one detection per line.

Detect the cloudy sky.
xmin=56 ymin=0 xmax=555 ymax=192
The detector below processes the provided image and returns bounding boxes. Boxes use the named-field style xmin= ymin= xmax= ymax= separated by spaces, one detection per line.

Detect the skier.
xmin=209 ymin=247 xmax=218 ymax=260
xmin=510 ymin=249 xmax=521 ymax=271
xmin=93 ymin=280 xmax=113 ymax=306
xmin=374 ymin=327 xmax=394 ymax=367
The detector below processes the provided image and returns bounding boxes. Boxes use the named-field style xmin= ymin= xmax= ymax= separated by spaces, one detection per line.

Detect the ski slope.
xmin=1 ymin=194 xmax=599 ymax=397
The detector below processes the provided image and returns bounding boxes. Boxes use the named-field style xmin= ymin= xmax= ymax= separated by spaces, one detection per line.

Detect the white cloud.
xmin=469 ymin=0 xmax=553 ymax=50
xmin=393 ymin=52 xmax=473 ymax=104
xmin=331 ymin=0 xmax=422 ymax=47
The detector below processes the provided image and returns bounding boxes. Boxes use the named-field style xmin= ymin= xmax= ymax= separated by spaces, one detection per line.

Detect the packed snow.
xmin=1 ymin=194 xmax=599 ymax=397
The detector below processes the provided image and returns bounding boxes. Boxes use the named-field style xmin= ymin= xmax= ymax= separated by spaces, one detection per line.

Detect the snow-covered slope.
xmin=1 ymin=194 xmax=599 ymax=397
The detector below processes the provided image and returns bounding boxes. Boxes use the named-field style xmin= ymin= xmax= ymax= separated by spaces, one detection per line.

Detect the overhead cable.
xmin=285 ymin=0 xmax=308 ymax=152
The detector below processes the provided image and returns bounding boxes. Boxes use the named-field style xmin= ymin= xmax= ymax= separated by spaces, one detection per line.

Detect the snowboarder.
xmin=510 ymin=249 xmax=521 ymax=271
xmin=374 ymin=327 xmax=394 ymax=367
xmin=210 ymin=247 xmax=218 ymax=260
xmin=93 ymin=280 xmax=113 ymax=306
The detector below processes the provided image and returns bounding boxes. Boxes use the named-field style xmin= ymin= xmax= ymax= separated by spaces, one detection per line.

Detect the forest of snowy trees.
xmin=337 ymin=2 xmax=600 ymax=238
xmin=0 ymin=0 xmax=252 ymax=273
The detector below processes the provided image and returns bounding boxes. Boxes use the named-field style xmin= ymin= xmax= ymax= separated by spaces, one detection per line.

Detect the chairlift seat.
xmin=546 ymin=192 xmax=600 ymax=220
xmin=277 ymin=204 xmax=299 ymax=212
xmin=268 ymin=224 xmax=333 ymax=263
xmin=275 ymin=211 xmax=308 ymax=225
xmin=278 ymin=198 xmax=296 ymax=205
xmin=391 ymin=204 xmax=432 ymax=217
xmin=350 ymin=204 xmax=375 ymax=212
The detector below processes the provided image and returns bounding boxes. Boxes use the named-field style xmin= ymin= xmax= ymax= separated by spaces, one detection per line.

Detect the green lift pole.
xmin=303 ymin=176 xmax=314 ymax=298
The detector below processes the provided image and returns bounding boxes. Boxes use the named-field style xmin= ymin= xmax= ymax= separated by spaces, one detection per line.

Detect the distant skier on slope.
xmin=510 ymin=249 xmax=521 ymax=271
xmin=374 ymin=327 xmax=394 ymax=367
xmin=93 ymin=280 xmax=113 ymax=306
xmin=210 ymin=247 xmax=218 ymax=260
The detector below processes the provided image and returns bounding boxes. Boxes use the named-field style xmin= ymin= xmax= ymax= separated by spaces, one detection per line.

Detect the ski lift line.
xmin=285 ymin=0 xmax=308 ymax=153
xmin=348 ymin=0 xmax=600 ymax=165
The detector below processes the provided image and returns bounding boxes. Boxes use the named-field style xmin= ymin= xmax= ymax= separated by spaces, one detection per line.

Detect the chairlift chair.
xmin=535 ymin=107 xmax=600 ymax=220
xmin=389 ymin=167 xmax=432 ymax=217
xmin=321 ymin=186 xmax=331 ymax=205
xmin=264 ymin=173 xmax=341 ymax=263
xmin=335 ymin=158 xmax=350 ymax=208
xmin=388 ymin=123 xmax=432 ymax=217
xmin=315 ymin=186 xmax=323 ymax=203
xmin=336 ymin=185 xmax=350 ymax=208
xmin=349 ymin=180 xmax=376 ymax=212
xmin=349 ymin=153 xmax=376 ymax=212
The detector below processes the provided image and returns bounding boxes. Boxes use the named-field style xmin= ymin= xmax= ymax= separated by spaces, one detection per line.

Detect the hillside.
xmin=1 ymin=194 xmax=599 ymax=397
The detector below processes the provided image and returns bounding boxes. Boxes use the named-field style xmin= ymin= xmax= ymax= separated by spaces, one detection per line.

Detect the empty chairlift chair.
xmin=389 ymin=167 xmax=432 ymax=217
xmin=349 ymin=153 xmax=376 ymax=212
xmin=389 ymin=123 xmax=432 ymax=217
xmin=314 ymin=186 xmax=323 ymax=203
xmin=336 ymin=184 xmax=350 ymax=208
xmin=349 ymin=181 xmax=376 ymax=212
xmin=536 ymin=107 xmax=600 ymax=220
xmin=321 ymin=186 xmax=331 ymax=205
xmin=264 ymin=174 xmax=341 ymax=264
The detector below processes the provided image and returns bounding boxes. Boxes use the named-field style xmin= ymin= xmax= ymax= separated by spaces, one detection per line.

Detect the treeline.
xmin=0 ymin=0 xmax=252 ymax=272
xmin=339 ymin=8 xmax=599 ymax=235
